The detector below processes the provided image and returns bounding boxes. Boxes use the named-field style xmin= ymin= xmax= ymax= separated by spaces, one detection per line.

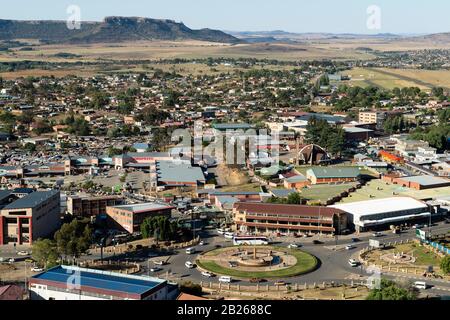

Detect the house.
xmin=283 ymin=174 xmax=310 ymax=189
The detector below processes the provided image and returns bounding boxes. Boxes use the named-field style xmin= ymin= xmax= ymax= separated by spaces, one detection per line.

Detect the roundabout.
xmin=196 ymin=246 xmax=318 ymax=279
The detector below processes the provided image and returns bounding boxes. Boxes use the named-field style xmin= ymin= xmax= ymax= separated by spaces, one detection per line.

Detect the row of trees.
xmin=140 ymin=216 xmax=179 ymax=242
xmin=266 ymin=192 xmax=303 ymax=205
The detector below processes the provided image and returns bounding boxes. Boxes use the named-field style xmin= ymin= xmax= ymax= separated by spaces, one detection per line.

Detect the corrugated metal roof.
xmin=3 ymin=190 xmax=59 ymax=210
xmin=307 ymin=167 xmax=360 ymax=179
xmin=31 ymin=266 xmax=164 ymax=296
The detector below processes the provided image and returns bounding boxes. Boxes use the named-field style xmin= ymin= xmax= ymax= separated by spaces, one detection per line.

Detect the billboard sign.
xmin=416 ymin=229 xmax=427 ymax=241
xmin=369 ymin=239 xmax=381 ymax=248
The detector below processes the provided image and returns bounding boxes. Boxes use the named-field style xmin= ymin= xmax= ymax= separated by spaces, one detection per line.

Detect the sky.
xmin=1 ymin=0 xmax=449 ymax=34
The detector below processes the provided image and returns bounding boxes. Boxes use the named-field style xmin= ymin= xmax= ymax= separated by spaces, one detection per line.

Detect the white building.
xmin=330 ymin=197 xmax=431 ymax=232
xmin=29 ymin=265 xmax=178 ymax=300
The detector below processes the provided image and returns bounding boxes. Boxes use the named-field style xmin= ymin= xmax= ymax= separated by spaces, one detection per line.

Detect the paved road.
xmin=2 ymin=222 xmax=449 ymax=296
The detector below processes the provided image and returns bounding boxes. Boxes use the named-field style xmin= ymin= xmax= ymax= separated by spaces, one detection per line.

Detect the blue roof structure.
xmin=31 ymin=266 xmax=165 ymax=298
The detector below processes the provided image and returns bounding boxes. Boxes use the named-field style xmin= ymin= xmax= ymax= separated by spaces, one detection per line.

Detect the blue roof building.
xmin=29 ymin=265 xmax=175 ymax=300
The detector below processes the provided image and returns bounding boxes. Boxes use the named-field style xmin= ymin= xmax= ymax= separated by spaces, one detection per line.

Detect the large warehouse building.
xmin=330 ymin=197 xmax=431 ymax=232
xmin=29 ymin=265 xmax=177 ymax=300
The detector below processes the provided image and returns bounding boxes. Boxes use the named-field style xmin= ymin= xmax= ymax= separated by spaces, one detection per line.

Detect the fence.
xmin=422 ymin=239 xmax=450 ymax=255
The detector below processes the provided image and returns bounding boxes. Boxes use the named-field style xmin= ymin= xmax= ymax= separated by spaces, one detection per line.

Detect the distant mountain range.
xmin=0 ymin=16 xmax=240 ymax=44
xmin=227 ymin=30 xmax=405 ymax=42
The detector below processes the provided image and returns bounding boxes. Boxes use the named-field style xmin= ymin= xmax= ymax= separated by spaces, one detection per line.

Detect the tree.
xmin=366 ymin=279 xmax=418 ymax=300
xmin=54 ymin=219 xmax=92 ymax=260
xmin=286 ymin=192 xmax=303 ymax=204
xmin=141 ymin=216 xmax=178 ymax=241
xmin=32 ymin=239 xmax=58 ymax=269
xmin=441 ymin=256 xmax=450 ymax=275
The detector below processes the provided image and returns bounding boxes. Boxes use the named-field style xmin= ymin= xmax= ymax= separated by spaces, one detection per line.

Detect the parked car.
xmin=8 ymin=258 xmax=15 ymax=263
xmin=345 ymin=245 xmax=355 ymax=250
xmin=351 ymin=238 xmax=360 ymax=243
xmin=17 ymin=251 xmax=29 ymax=256
xmin=185 ymin=261 xmax=195 ymax=269
xmin=153 ymin=260 xmax=166 ymax=266
xmin=274 ymin=281 xmax=286 ymax=286
xmin=199 ymin=241 xmax=205 ymax=246
xmin=288 ymin=243 xmax=301 ymax=249
xmin=312 ymin=240 xmax=323 ymax=245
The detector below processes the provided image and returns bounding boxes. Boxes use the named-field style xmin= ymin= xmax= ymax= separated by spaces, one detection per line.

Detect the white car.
xmin=348 ymin=259 xmax=360 ymax=267
xmin=288 ymin=243 xmax=300 ymax=249
xmin=201 ymin=271 xmax=214 ymax=278
xmin=150 ymin=267 xmax=162 ymax=272
xmin=17 ymin=251 xmax=29 ymax=256
xmin=372 ymin=232 xmax=382 ymax=237
xmin=31 ymin=267 xmax=44 ymax=272
xmin=199 ymin=241 xmax=205 ymax=246
xmin=153 ymin=260 xmax=166 ymax=266
xmin=185 ymin=261 xmax=195 ymax=269
xmin=8 ymin=258 xmax=15 ymax=263
xmin=345 ymin=245 xmax=355 ymax=250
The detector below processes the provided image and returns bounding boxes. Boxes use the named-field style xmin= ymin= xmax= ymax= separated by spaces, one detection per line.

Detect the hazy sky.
xmin=1 ymin=0 xmax=449 ymax=34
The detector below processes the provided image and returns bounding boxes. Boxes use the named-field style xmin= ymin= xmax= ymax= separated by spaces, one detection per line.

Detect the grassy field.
xmin=197 ymin=247 xmax=318 ymax=279
xmin=365 ymin=242 xmax=443 ymax=268
xmin=343 ymin=67 xmax=450 ymax=91
xmin=299 ymin=183 xmax=358 ymax=204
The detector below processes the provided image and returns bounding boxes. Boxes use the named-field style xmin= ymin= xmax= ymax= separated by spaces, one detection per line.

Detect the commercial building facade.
xmin=67 ymin=195 xmax=124 ymax=217
xmin=233 ymin=202 xmax=348 ymax=235
xmin=0 ymin=190 xmax=60 ymax=245
xmin=106 ymin=203 xmax=174 ymax=234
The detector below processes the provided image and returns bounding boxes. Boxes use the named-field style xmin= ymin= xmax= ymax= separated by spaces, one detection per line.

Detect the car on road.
xmin=413 ymin=281 xmax=428 ymax=290
xmin=274 ymin=281 xmax=286 ymax=286
xmin=201 ymin=271 xmax=214 ymax=278
xmin=185 ymin=261 xmax=195 ymax=269
xmin=351 ymin=238 xmax=360 ymax=243
xmin=288 ymin=243 xmax=301 ymax=249
xmin=218 ymin=276 xmax=232 ymax=283
xmin=345 ymin=245 xmax=355 ymax=250
xmin=312 ymin=240 xmax=323 ymax=245
xmin=150 ymin=267 xmax=162 ymax=272
xmin=348 ymin=259 xmax=360 ymax=267
xmin=228 ymin=261 xmax=238 ymax=268
xmin=17 ymin=251 xmax=29 ymax=256
xmin=31 ymin=266 xmax=44 ymax=272
xmin=186 ymin=247 xmax=196 ymax=255
xmin=8 ymin=258 xmax=15 ymax=263
xmin=372 ymin=232 xmax=383 ymax=237
xmin=153 ymin=260 xmax=167 ymax=266
xmin=199 ymin=241 xmax=205 ymax=246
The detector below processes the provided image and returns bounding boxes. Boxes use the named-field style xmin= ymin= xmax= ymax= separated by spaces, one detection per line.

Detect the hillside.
xmin=0 ymin=16 xmax=239 ymax=44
